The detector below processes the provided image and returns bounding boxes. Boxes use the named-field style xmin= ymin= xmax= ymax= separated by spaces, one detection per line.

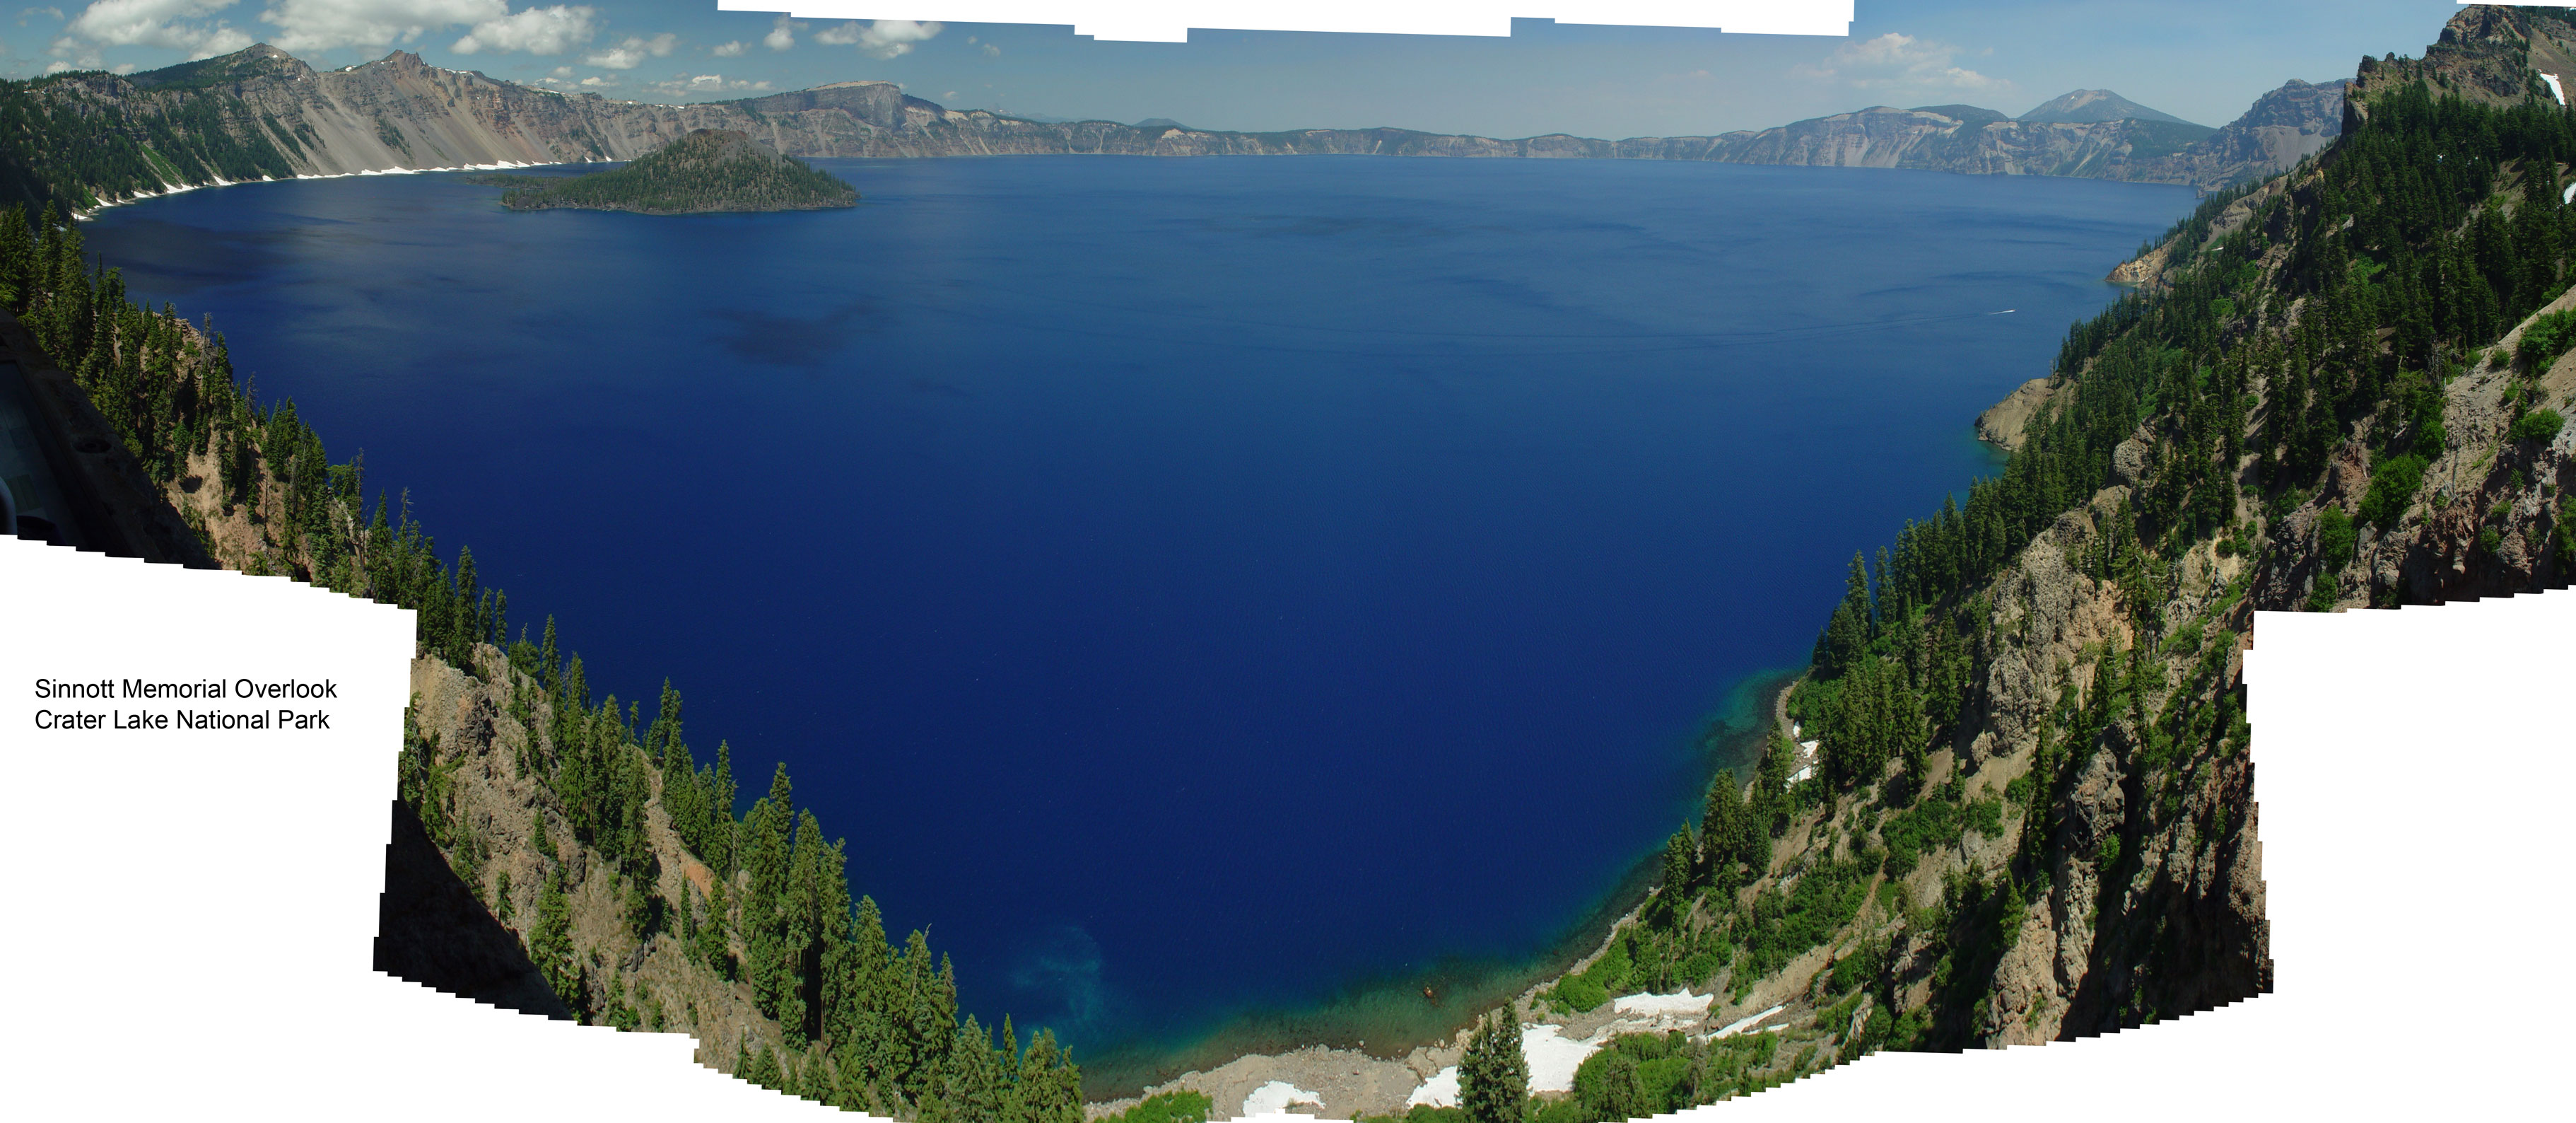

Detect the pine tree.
xmin=1656 ymin=828 xmax=1696 ymax=917
xmin=531 ymin=867 xmax=578 ymax=1014
xmin=1459 ymin=1008 xmax=1528 ymax=1123
xmin=1814 ymin=552 xmax=1874 ymax=677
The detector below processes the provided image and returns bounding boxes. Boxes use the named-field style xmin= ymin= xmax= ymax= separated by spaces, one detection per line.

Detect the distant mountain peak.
xmin=2018 ymin=89 xmax=2201 ymax=127
xmin=125 ymin=42 xmax=314 ymax=88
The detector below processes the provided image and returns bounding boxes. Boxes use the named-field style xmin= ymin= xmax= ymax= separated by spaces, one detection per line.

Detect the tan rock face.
xmin=400 ymin=647 xmax=792 ymax=1072
xmin=1977 ymin=378 xmax=2055 ymax=451
xmin=2111 ymin=439 xmax=2150 ymax=486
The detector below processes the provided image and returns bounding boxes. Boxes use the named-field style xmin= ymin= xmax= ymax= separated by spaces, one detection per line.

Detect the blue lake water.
xmin=86 ymin=156 xmax=2190 ymax=1088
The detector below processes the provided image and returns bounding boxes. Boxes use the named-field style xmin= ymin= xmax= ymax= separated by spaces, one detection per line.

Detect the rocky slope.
xmin=1844 ymin=0 xmax=2576 ymax=1052
xmin=4 ymin=45 xmax=2342 ymax=213
xmin=1316 ymin=6 xmax=2575 ymax=1102
xmin=2131 ymin=79 xmax=2347 ymax=191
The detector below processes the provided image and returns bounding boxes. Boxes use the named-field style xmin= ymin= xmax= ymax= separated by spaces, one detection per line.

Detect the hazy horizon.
xmin=5 ymin=1 xmax=2468 ymax=140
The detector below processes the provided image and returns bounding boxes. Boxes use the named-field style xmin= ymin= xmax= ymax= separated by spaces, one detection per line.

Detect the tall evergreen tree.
xmin=1459 ymin=1008 xmax=1529 ymax=1123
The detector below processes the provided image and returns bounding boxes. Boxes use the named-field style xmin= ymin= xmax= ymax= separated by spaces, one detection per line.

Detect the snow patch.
xmin=1612 ymin=990 xmax=1714 ymax=1017
xmin=1707 ymin=1005 xmax=1786 ymax=1040
xmin=1521 ymin=1025 xmax=1598 ymax=1094
xmin=1240 ymin=1081 xmax=1324 ymax=1117
xmin=1405 ymin=1066 xmax=1459 ymax=1108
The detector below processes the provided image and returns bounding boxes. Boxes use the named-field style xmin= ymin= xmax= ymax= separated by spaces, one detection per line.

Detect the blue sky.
xmin=1 ymin=1 xmax=2476 ymax=136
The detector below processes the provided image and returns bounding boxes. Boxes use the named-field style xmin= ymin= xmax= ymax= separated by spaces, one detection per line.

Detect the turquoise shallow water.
xmin=83 ymin=155 xmax=2192 ymax=1090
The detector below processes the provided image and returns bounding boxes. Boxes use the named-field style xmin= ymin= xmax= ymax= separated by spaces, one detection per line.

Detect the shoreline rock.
xmin=1976 ymin=377 xmax=2056 ymax=451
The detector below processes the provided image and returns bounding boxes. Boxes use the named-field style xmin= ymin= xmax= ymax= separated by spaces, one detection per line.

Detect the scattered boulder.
xmin=2111 ymin=438 xmax=2150 ymax=484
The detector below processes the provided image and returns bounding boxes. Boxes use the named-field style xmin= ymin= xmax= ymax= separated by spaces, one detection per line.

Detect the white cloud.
xmin=761 ymin=13 xmax=792 ymax=51
xmin=1796 ymin=32 xmax=2009 ymax=94
xmin=450 ymin=3 xmax=590 ymax=55
xmin=980 ymin=42 xmax=996 ymax=57
xmin=62 ymin=0 xmax=254 ymax=59
xmin=710 ymin=39 xmax=741 ymax=57
xmin=574 ymin=71 xmax=607 ymax=86
xmin=257 ymin=0 xmax=505 ymax=54
xmin=814 ymin=18 xmax=936 ymax=58
xmin=580 ymin=30 xmax=669 ymax=69
xmin=853 ymin=18 xmax=934 ymax=58
xmin=24 ymin=6 xmax=69 ymax=22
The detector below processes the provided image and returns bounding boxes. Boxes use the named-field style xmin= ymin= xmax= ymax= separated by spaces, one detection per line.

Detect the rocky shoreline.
xmin=1086 ymin=684 xmax=1808 ymax=1122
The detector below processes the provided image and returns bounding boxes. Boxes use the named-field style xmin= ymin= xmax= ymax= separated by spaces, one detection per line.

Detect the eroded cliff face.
xmin=2136 ymin=80 xmax=2346 ymax=190
xmin=23 ymin=45 xmax=2344 ymax=212
xmin=402 ymin=645 xmax=786 ymax=1070
xmin=1953 ymin=513 xmax=2270 ymax=1042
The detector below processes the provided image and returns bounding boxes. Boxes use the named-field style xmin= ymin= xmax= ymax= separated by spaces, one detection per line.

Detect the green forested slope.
xmin=1489 ymin=13 xmax=2576 ymax=1122
xmin=1 ymin=204 xmax=1076 ymax=1119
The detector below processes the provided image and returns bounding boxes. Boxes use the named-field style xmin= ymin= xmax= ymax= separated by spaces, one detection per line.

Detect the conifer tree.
xmin=1459 ymin=1008 xmax=1528 ymax=1123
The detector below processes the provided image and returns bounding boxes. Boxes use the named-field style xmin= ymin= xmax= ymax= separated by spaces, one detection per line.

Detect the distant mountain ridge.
xmin=0 ymin=45 xmax=2343 ymax=212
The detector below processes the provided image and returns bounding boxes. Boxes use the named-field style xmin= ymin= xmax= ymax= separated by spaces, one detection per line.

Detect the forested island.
xmin=495 ymin=129 xmax=857 ymax=215
xmin=13 ymin=5 xmax=2576 ymax=1122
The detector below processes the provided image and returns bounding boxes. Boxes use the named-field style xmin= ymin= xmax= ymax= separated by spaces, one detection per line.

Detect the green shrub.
xmin=1733 ymin=861 xmax=1870 ymax=982
xmin=2512 ymin=408 xmax=2565 ymax=444
xmin=2355 ymin=454 xmax=2426 ymax=529
xmin=1549 ymin=973 xmax=1608 ymax=1014
xmin=1101 ymin=1091 xmax=1213 ymax=1123
xmin=2314 ymin=506 xmax=2356 ymax=571
xmin=1673 ymin=946 xmax=1727 ymax=989
xmin=1964 ymin=796 xmax=2005 ymax=839
xmin=1827 ymin=940 xmax=1885 ymax=996
xmin=1547 ymin=933 xmax=1634 ymax=1013
xmin=1357 ymin=1105 xmax=1468 ymax=1123
xmin=1530 ymin=1098 xmax=1585 ymax=1123
xmin=2519 ymin=309 xmax=2576 ymax=370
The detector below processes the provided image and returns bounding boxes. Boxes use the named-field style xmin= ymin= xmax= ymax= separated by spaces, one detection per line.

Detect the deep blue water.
xmin=86 ymin=156 xmax=2189 ymax=1084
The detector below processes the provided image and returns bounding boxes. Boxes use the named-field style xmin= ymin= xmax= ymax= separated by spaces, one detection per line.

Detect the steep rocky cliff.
xmin=1626 ymin=3 xmax=2576 ymax=1072
xmin=2128 ymin=79 xmax=2346 ymax=191
xmin=2 ymin=45 xmax=2345 ymax=213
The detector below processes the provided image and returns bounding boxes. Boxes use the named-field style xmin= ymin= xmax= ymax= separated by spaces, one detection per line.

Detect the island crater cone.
xmin=496 ymin=128 xmax=859 ymax=214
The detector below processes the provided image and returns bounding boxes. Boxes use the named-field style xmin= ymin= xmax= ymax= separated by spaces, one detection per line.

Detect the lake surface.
xmin=86 ymin=155 xmax=2191 ymax=1088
